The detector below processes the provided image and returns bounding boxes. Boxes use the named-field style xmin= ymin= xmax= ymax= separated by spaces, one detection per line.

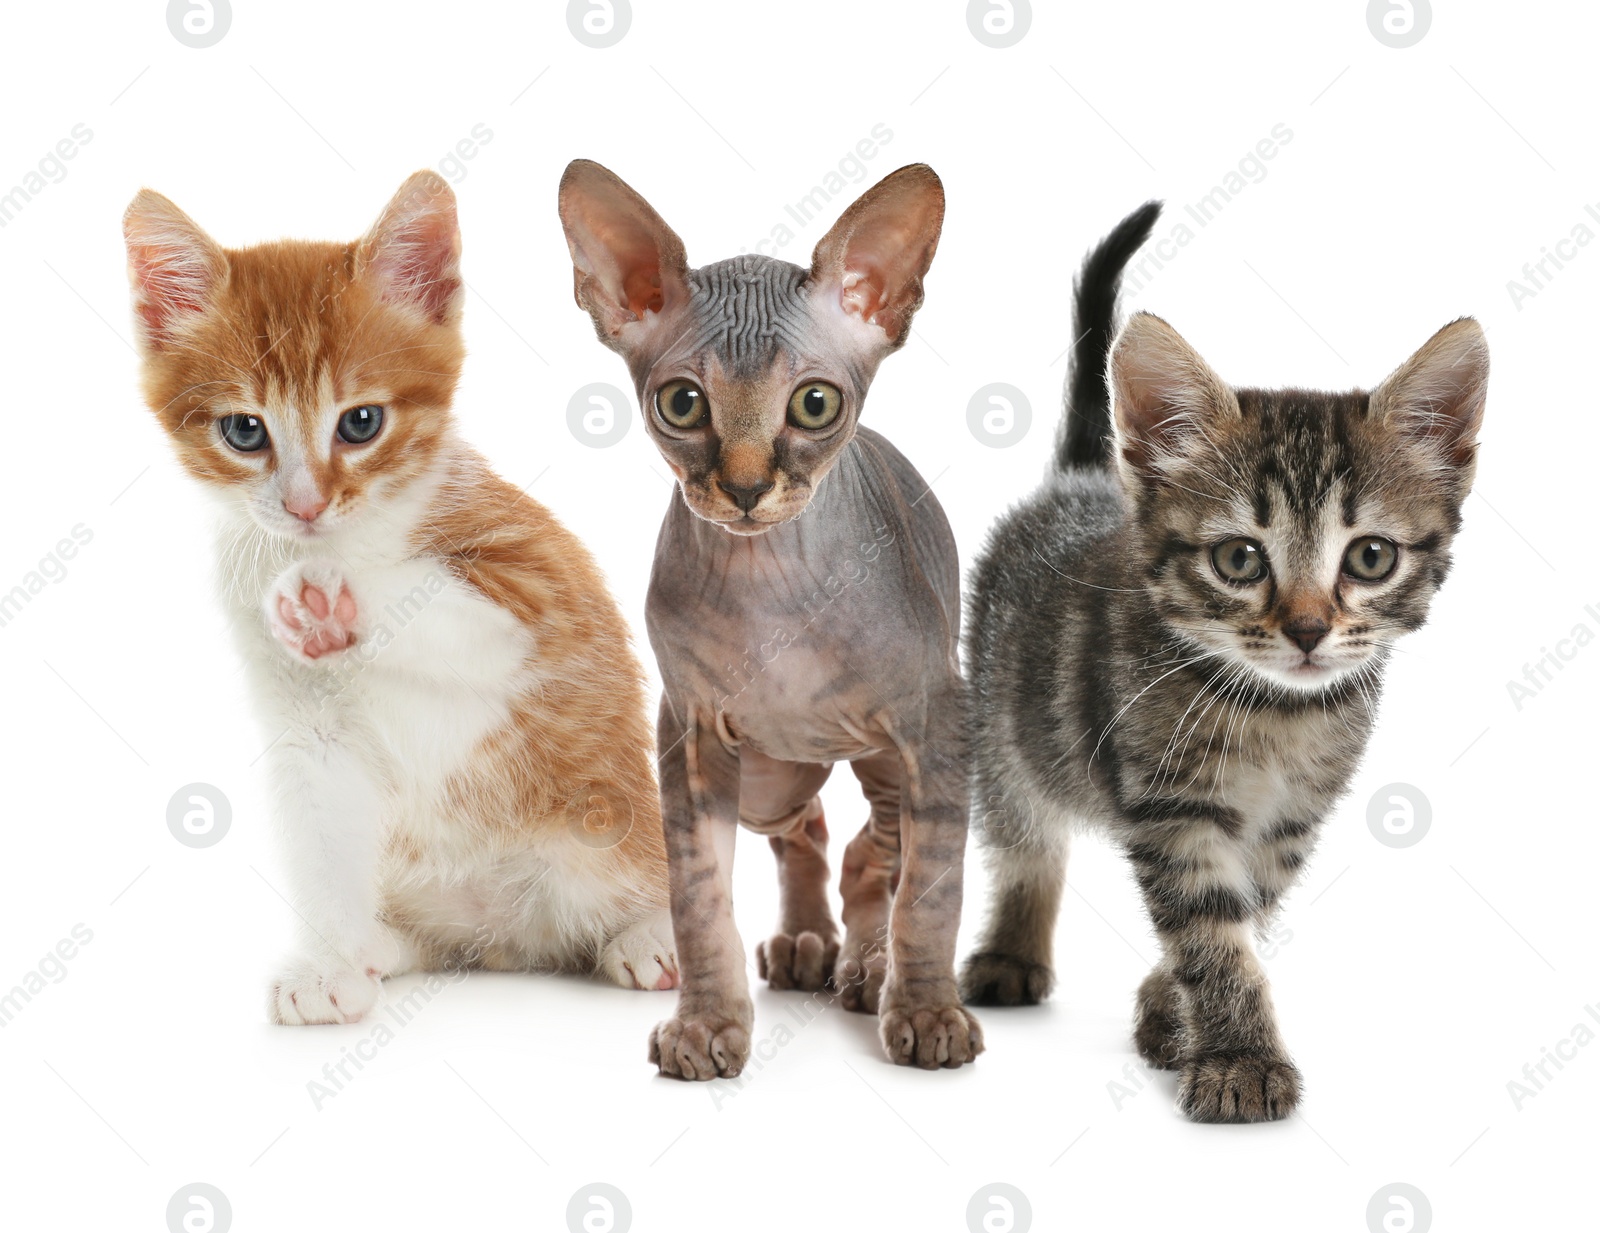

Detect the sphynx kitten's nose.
xmin=284 ymin=495 xmax=329 ymax=523
xmin=718 ymin=479 xmax=773 ymax=513
xmin=1284 ymin=618 xmax=1330 ymax=654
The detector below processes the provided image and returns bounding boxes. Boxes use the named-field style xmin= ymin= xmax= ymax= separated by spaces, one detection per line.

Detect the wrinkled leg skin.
xmin=1132 ymin=852 xmax=1301 ymax=1121
xmin=742 ymin=752 xmax=839 ymax=993
xmin=835 ymin=750 xmax=900 ymax=1015
xmin=842 ymin=695 xmax=983 ymax=1070
xmin=648 ymin=698 xmax=753 ymax=1080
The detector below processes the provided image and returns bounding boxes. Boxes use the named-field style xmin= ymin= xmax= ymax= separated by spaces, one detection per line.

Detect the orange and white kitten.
xmin=124 ymin=171 xmax=676 ymax=1024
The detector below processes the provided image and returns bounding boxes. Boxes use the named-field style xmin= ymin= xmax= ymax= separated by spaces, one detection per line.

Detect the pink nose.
xmin=284 ymin=496 xmax=328 ymax=523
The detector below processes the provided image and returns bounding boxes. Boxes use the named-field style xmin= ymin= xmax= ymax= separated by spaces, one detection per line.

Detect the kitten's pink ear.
xmin=1369 ymin=318 xmax=1488 ymax=471
xmin=123 ymin=189 xmax=226 ymax=351
xmin=357 ymin=170 xmax=463 ymax=326
xmin=1110 ymin=312 xmax=1240 ymax=479
xmin=558 ymin=160 xmax=689 ymax=345
xmin=809 ymin=164 xmax=943 ymax=349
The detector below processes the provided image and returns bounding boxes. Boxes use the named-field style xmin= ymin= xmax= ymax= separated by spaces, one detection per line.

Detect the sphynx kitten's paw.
xmin=649 ymin=1005 xmax=752 ymax=1080
xmin=601 ymin=909 xmax=679 ymax=991
xmin=831 ymin=943 xmax=887 ymax=1013
xmin=269 ymin=959 xmax=382 ymax=1026
xmin=880 ymin=985 xmax=984 ymax=1070
xmin=756 ymin=930 xmax=838 ymax=992
xmin=1177 ymin=1054 xmax=1301 ymax=1123
xmin=959 ymin=951 xmax=1055 ymax=1007
xmin=266 ymin=561 xmax=361 ymax=663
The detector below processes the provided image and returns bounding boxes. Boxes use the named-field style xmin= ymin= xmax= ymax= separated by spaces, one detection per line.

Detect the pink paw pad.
xmin=274 ymin=578 xmax=358 ymax=660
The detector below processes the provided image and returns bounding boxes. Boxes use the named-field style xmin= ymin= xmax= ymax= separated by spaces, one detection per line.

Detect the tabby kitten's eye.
xmin=1211 ymin=537 xmax=1268 ymax=584
xmin=788 ymin=382 xmax=843 ymax=431
xmin=655 ymin=381 xmax=708 ymax=430
xmin=337 ymin=404 xmax=384 ymax=445
xmin=1343 ymin=536 xmax=1398 ymax=581
xmin=219 ymin=413 xmax=269 ymax=453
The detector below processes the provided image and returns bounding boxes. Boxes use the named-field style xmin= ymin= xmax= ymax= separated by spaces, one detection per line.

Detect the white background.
xmin=1 ymin=2 xmax=1594 ymax=1230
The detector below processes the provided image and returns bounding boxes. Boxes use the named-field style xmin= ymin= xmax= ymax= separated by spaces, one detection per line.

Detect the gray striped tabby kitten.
xmin=959 ymin=203 xmax=1488 ymax=1122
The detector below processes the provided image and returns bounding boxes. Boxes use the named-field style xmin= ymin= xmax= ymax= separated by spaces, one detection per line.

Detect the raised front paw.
xmin=960 ymin=951 xmax=1055 ymax=1007
xmin=269 ymin=960 xmax=382 ymax=1025
xmin=880 ymin=986 xmax=984 ymax=1070
xmin=649 ymin=1005 xmax=752 ymax=1080
xmin=266 ymin=562 xmax=360 ymax=662
xmin=756 ymin=930 xmax=838 ymax=992
xmin=1178 ymin=1054 xmax=1301 ymax=1123
xmin=601 ymin=909 xmax=679 ymax=991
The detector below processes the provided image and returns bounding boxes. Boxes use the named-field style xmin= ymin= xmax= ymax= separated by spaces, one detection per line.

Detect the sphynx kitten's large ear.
xmin=356 ymin=170 xmax=463 ymax=326
xmin=123 ymin=189 xmax=228 ymax=352
xmin=809 ymin=163 xmax=944 ymax=350
xmin=558 ymin=160 xmax=690 ymax=348
xmin=1110 ymin=311 xmax=1241 ymax=482
xmin=1369 ymin=317 xmax=1488 ymax=476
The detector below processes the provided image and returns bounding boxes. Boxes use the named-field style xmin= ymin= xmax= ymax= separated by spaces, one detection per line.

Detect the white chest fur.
xmin=213 ymin=491 xmax=534 ymax=828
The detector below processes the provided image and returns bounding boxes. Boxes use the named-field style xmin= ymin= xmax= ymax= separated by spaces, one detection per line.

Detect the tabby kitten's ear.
xmin=123 ymin=189 xmax=227 ymax=352
xmin=1369 ymin=317 xmax=1488 ymax=476
xmin=558 ymin=160 xmax=690 ymax=348
xmin=1110 ymin=311 xmax=1240 ymax=480
xmin=357 ymin=170 xmax=463 ymax=327
xmin=809 ymin=163 xmax=944 ymax=350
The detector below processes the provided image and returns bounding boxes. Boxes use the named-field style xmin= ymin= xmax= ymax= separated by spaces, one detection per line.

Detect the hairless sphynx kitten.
xmin=559 ymin=161 xmax=982 ymax=1077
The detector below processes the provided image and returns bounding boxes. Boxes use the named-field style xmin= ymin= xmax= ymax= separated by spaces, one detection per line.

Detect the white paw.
xmin=266 ymin=561 xmax=361 ymax=663
xmin=269 ymin=961 xmax=382 ymax=1025
xmin=600 ymin=909 xmax=678 ymax=991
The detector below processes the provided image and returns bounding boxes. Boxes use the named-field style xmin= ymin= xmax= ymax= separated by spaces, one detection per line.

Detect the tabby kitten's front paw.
xmin=266 ymin=562 xmax=361 ymax=662
xmin=269 ymin=960 xmax=382 ymax=1025
xmin=879 ymin=982 xmax=985 ymax=1070
xmin=649 ymin=1003 xmax=752 ymax=1080
xmin=1177 ymin=1054 xmax=1301 ymax=1123
xmin=959 ymin=951 xmax=1055 ymax=1006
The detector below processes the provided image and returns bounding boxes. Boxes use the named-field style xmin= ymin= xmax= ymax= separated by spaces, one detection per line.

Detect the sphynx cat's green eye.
xmin=787 ymin=382 xmax=842 ymax=431
xmin=656 ymin=380 xmax=708 ymax=429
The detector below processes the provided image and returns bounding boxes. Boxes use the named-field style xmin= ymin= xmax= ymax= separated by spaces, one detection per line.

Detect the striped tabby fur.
xmin=959 ymin=203 xmax=1488 ymax=1122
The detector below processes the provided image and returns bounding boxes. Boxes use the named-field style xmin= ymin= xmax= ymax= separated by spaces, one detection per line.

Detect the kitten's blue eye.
xmin=1212 ymin=537 xmax=1267 ymax=584
xmin=1343 ymin=536 xmax=1397 ymax=581
xmin=337 ymin=404 xmax=384 ymax=445
xmin=656 ymin=381 xmax=708 ymax=429
xmin=219 ymin=414 xmax=269 ymax=453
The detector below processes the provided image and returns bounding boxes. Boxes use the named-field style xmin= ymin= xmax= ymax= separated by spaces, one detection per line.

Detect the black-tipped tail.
xmin=1055 ymin=201 xmax=1162 ymax=471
